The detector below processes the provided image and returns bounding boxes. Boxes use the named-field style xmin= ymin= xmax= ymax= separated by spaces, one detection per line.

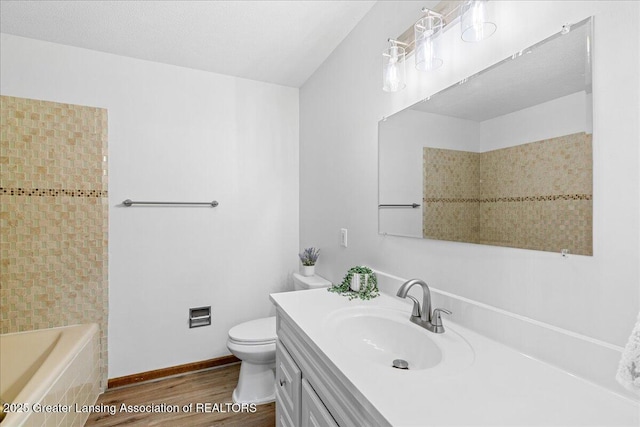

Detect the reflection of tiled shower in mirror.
xmin=378 ymin=17 xmax=593 ymax=255
xmin=423 ymin=132 xmax=592 ymax=255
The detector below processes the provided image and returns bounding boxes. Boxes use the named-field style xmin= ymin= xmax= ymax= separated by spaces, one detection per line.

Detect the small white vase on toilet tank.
xmin=301 ymin=265 xmax=315 ymax=277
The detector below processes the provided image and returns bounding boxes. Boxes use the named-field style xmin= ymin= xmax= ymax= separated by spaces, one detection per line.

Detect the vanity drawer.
xmin=276 ymin=339 xmax=301 ymax=426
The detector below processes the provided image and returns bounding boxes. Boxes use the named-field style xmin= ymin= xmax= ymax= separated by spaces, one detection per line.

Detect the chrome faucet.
xmin=396 ymin=279 xmax=451 ymax=333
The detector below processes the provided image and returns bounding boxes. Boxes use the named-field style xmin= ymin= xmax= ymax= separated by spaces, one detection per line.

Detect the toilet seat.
xmin=228 ymin=316 xmax=276 ymax=345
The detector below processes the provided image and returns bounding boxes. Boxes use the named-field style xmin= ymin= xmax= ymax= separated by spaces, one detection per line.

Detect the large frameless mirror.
xmin=378 ymin=17 xmax=593 ymax=255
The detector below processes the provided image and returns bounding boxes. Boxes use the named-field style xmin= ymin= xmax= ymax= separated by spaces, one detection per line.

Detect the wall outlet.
xmin=340 ymin=228 xmax=348 ymax=247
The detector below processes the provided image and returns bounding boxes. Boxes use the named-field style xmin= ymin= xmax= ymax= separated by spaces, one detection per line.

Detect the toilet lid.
xmin=228 ymin=316 xmax=277 ymax=344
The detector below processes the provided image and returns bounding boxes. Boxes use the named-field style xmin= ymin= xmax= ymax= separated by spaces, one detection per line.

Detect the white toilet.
xmin=226 ymin=273 xmax=331 ymax=404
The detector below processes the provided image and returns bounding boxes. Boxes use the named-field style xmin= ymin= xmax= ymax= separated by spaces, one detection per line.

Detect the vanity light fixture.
xmin=382 ymin=0 xmax=497 ymax=92
xmin=415 ymin=12 xmax=444 ymax=71
xmin=382 ymin=39 xmax=407 ymax=92
xmin=460 ymin=0 xmax=496 ymax=42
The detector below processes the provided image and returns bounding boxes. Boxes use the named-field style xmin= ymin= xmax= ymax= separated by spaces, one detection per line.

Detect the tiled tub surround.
xmin=0 ymin=324 xmax=101 ymax=427
xmin=271 ymin=281 xmax=639 ymax=426
xmin=423 ymin=132 xmax=593 ymax=255
xmin=0 ymin=96 xmax=108 ymax=387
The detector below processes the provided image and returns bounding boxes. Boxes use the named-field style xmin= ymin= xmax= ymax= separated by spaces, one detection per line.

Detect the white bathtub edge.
xmin=2 ymin=323 xmax=99 ymax=426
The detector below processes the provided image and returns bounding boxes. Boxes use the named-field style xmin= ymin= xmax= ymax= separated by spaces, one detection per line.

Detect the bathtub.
xmin=0 ymin=324 xmax=101 ymax=426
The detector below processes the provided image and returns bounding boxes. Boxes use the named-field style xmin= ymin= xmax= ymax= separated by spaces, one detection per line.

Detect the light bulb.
xmin=461 ymin=0 xmax=496 ymax=43
xmin=415 ymin=15 xmax=443 ymax=71
xmin=382 ymin=45 xmax=406 ymax=92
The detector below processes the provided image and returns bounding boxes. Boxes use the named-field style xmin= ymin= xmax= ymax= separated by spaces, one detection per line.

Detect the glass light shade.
xmin=461 ymin=0 xmax=496 ymax=42
xmin=415 ymin=15 xmax=443 ymax=71
xmin=382 ymin=45 xmax=406 ymax=92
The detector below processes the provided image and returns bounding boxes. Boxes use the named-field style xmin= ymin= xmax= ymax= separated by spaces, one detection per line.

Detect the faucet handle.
xmin=406 ymin=295 xmax=422 ymax=317
xmin=431 ymin=308 xmax=452 ymax=327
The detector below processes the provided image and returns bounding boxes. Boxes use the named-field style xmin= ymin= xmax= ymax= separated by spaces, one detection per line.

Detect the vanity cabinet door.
xmin=276 ymin=340 xmax=301 ymax=427
xmin=301 ymin=378 xmax=339 ymax=427
xmin=275 ymin=388 xmax=296 ymax=427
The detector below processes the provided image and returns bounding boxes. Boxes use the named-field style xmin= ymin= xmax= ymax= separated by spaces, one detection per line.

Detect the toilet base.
xmin=231 ymin=360 xmax=276 ymax=404
xmin=232 ymin=388 xmax=275 ymax=405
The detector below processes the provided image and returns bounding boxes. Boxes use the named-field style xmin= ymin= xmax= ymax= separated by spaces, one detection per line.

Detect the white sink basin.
xmin=324 ymin=306 xmax=474 ymax=373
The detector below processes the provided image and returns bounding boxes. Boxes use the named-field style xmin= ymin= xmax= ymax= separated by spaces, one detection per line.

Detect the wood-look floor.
xmin=85 ymin=364 xmax=275 ymax=427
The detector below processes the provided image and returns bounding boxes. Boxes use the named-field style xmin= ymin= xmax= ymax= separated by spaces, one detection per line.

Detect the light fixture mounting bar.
xmin=393 ymin=0 xmax=463 ymax=58
xmin=387 ymin=38 xmax=410 ymax=47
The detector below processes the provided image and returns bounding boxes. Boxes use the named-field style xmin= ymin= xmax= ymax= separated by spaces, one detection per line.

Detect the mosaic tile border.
xmin=424 ymin=198 xmax=481 ymax=203
xmin=0 ymin=187 xmax=108 ymax=197
xmin=424 ymin=194 xmax=592 ymax=203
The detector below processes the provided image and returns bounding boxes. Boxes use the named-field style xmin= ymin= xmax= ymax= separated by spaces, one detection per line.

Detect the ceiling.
xmin=411 ymin=19 xmax=591 ymax=121
xmin=0 ymin=0 xmax=376 ymax=87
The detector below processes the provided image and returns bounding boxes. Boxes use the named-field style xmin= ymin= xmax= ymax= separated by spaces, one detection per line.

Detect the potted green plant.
xmin=298 ymin=247 xmax=320 ymax=277
xmin=328 ymin=266 xmax=379 ymax=300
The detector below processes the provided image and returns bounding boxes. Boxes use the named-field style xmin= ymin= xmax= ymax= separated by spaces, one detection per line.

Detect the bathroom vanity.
xmin=270 ymin=289 xmax=639 ymax=427
xmin=273 ymin=304 xmax=389 ymax=427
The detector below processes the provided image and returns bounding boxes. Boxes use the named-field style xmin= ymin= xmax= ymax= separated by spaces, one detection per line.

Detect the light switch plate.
xmin=340 ymin=228 xmax=348 ymax=247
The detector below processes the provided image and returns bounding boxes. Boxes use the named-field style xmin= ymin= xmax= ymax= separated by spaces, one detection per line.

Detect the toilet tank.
xmin=293 ymin=273 xmax=331 ymax=291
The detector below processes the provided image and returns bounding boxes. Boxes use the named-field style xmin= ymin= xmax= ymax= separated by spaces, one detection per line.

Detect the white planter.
xmin=301 ymin=265 xmax=315 ymax=277
xmin=350 ymin=273 xmax=369 ymax=292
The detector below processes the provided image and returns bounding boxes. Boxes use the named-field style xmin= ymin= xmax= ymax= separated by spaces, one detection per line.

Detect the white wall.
xmin=300 ymin=0 xmax=639 ymax=350
xmin=480 ymin=91 xmax=591 ymax=151
xmin=1 ymin=34 xmax=299 ymax=378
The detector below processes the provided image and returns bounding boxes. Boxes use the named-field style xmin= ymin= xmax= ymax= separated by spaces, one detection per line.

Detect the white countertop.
xmin=270 ymin=289 xmax=639 ymax=426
